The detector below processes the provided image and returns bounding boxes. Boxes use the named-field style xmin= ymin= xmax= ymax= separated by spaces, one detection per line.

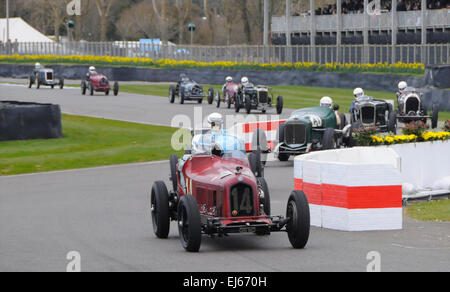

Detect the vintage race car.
xmin=150 ymin=131 xmax=310 ymax=252
xmin=216 ymin=82 xmax=239 ymax=109
xmin=351 ymin=95 xmax=397 ymax=134
xmin=396 ymin=87 xmax=439 ymax=129
xmin=81 ymin=73 xmax=119 ymax=96
xmin=263 ymin=106 xmax=352 ymax=161
xmin=28 ymin=67 xmax=64 ymax=89
xmin=169 ymin=75 xmax=214 ymax=104
xmin=235 ymin=83 xmax=283 ymax=115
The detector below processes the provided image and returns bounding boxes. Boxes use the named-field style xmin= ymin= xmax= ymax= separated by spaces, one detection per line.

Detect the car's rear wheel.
xmin=151 ymin=181 xmax=171 ymax=239
xmin=105 ymin=90 xmax=110 ymax=96
xmin=35 ymin=78 xmax=40 ymax=89
xmin=322 ymin=128 xmax=337 ymax=150
xmin=276 ymin=96 xmax=284 ymax=115
xmin=431 ymin=104 xmax=439 ymax=129
xmin=249 ymin=150 xmax=264 ymax=178
xmin=28 ymin=76 xmax=33 ymax=88
xmin=169 ymin=85 xmax=176 ymax=103
xmin=59 ymin=79 xmax=64 ymax=89
xmin=257 ymin=177 xmax=271 ymax=216
xmin=113 ymin=82 xmax=119 ymax=96
xmin=286 ymin=191 xmax=310 ymax=249
xmin=170 ymin=155 xmax=179 ymax=192
xmin=178 ymin=195 xmax=202 ymax=252
xmin=51 ymin=85 xmax=54 ymax=89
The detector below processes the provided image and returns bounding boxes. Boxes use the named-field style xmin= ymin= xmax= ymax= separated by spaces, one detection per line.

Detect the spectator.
xmin=397 ymin=0 xmax=407 ymax=11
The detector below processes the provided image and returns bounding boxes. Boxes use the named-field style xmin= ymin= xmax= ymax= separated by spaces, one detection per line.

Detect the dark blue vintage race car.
xmin=169 ymin=74 xmax=214 ymax=104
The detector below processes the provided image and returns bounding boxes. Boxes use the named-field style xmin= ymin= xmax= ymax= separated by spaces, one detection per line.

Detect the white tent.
xmin=0 ymin=17 xmax=53 ymax=43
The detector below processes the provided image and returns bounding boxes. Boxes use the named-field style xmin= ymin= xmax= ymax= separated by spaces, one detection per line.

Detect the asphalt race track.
xmin=0 ymin=82 xmax=294 ymax=128
xmin=1 ymin=83 xmax=449 ymax=272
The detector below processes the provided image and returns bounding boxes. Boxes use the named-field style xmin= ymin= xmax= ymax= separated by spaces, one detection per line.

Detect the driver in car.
xmin=396 ymin=81 xmax=408 ymax=99
xmin=350 ymin=87 xmax=365 ymax=114
xmin=222 ymin=76 xmax=233 ymax=95
xmin=86 ymin=66 xmax=97 ymax=81
xmin=320 ymin=96 xmax=345 ymax=130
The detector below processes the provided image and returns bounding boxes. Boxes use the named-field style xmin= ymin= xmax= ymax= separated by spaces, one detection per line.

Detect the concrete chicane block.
xmin=294 ymin=148 xmax=403 ymax=231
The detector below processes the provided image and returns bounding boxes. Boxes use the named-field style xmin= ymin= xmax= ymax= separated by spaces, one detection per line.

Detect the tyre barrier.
xmin=0 ymin=101 xmax=62 ymax=142
xmin=294 ymin=147 xmax=403 ymax=231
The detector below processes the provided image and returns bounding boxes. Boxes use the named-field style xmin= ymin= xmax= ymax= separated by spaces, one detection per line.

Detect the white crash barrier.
xmin=378 ymin=140 xmax=450 ymax=192
xmin=294 ymin=147 xmax=403 ymax=231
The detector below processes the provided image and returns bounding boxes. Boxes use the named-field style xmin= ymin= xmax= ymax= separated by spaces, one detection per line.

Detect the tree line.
xmin=0 ymin=0 xmax=325 ymax=45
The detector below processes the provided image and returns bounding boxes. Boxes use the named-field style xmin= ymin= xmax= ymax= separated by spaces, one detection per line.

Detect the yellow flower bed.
xmin=0 ymin=54 xmax=425 ymax=74
xmin=371 ymin=132 xmax=450 ymax=145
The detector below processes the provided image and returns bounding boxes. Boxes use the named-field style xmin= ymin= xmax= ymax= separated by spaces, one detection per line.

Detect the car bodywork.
xmin=273 ymin=106 xmax=352 ymax=161
xmin=236 ymin=84 xmax=283 ymax=115
xmin=28 ymin=68 xmax=64 ymax=89
xmin=396 ymin=87 xmax=439 ymax=128
xmin=151 ymin=130 xmax=310 ymax=252
xmin=351 ymin=95 xmax=396 ymax=133
xmin=169 ymin=76 xmax=214 ymax=104
xmin=217 ymin=82 xmax=240 ymax=108
xmin=82 ymin=73 xmax=119 ymax=96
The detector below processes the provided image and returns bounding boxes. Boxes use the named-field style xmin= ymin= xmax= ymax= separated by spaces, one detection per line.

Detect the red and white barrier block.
xmin=294 ymin=148 xmax=403 ymax=231
xmin=228 ymin=120 xmax=286 ymax=152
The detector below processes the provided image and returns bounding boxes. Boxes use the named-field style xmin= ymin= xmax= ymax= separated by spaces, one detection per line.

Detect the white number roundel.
xmin=305 ymin=115 xmax=323 ymax=128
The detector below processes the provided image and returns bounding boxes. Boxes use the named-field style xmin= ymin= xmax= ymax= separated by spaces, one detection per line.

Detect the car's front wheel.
xmin=169 ymin=85 xmax=176 ymax=104
xmin=113 ymin=82 xmax=119 ymax=96
xmin=257 ymin=177 xmax=271 ymax=216
xmin=387 ymin=111 xmax=397 ymax=134
xmin=249 ymin=150 xmax=264 ymax=178
xmin=276 ymin=96 xmax=284 ymax=115
xmin=245 ymin=96 xmax=252 ymax=114
xmin=286 ymin=191 xmax=310 ymax=249
xmin=81 ymin=81 xmax=87 ymax=95
xmin=151 ymin=181 xmax=171 ymax=239
xmin=322 ymin=128 xmax=337 ymax=150
xmin=431 ymin=104 xmax=439 ymax=129
xmin=178 ymin=195 xmax=202 ymax=252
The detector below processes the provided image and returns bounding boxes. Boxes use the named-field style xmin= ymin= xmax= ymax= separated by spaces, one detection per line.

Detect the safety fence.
xmin=1 ymin=42 xmax=449 ymax=65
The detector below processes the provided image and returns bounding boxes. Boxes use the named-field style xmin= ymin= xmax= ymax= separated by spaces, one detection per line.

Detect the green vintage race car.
xmin=271 ymin=106 xmax=353 ymax=161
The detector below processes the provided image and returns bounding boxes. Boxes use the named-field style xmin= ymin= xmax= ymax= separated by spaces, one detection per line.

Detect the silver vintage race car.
xmin=396 ymin=87 xmax=439 ymax=128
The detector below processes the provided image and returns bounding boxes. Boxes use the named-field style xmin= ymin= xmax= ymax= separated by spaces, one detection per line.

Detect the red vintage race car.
xmin=150 ymin=146 xmax=310 ymax=252
xmin=216 ymin=82 xmax=240 ymax=109
xmin=81 ymin=74 xmax=119 ymax=96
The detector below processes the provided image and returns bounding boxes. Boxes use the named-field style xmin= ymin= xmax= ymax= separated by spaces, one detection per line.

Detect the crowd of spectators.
xmin=293 ymin=0 xmax=450 ymax=15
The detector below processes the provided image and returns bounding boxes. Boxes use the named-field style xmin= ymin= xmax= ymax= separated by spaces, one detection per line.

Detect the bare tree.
xmin=152 ymin=0 xmax=169 ymax=43
xmin=94 ymin=0 xmax=115 ymax=41
xmin=48 ymin=0 xmax=68 ymax=42
xmin=174 ymin=0 xmax=192 ymax=44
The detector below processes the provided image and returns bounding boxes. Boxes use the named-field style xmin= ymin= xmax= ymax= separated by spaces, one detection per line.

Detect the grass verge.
xmin=406 ymin=200 xmax=450 ymax=222
xmin=0 ymin=114 xmax=183 ymax=176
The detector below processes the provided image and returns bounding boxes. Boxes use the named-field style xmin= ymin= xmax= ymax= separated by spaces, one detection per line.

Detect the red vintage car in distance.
xmin=81 ymin=74 xmax=119 ymax=96
xmin=216 ymin=82 xmax=240 ymax=109
xmin=150 ymin=145 xmax=310 ymax=252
